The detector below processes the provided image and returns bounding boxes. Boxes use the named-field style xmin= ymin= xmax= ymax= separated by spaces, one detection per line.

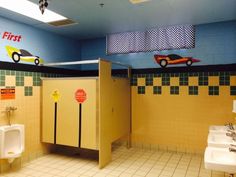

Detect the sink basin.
xmin=204 ymin=147 xmax=236 ymax=174
xmin=209 ymin=125 xmax=236 ymax=133
xmin=208 ymin=133 xmax=235 ymax=148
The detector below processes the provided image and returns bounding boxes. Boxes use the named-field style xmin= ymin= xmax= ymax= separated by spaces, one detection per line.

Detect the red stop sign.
xmin=75 ymin=89 xmax=87 ymax=103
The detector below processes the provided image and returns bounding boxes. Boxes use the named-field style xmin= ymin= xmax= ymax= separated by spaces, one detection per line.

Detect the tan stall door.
xmin=42 ymin=79 xmax=97 ymax=149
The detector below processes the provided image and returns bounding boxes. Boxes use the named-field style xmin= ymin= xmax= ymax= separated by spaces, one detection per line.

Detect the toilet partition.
xmin=41 ymin=59 xmax=131 ymax=168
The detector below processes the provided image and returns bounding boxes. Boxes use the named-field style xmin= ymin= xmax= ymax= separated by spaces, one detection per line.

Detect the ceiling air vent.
xmin=48 ymin=19 xmax=77 ymax=27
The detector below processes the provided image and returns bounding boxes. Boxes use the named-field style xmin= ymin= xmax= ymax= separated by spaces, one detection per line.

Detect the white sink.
xmin=204 ymin=147 xmax=236 ymax=174
xmin=209 ymin=125 xmax=236 ymax=133
xmin=208 ymin=133 xmax=235 ymax=148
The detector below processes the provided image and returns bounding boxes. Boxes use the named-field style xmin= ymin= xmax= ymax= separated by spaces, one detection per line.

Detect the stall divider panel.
xmin=99 ymin=60 xmax=112 ymax=168
xmin=42 ymin=80 xmax=56 ymax=144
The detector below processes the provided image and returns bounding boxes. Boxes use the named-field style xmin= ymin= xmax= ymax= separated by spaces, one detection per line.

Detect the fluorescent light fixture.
xmin=0 ymin=0 xmax=67 ymax=23
xmin=129 ymin=0 xmax=151 ymax=4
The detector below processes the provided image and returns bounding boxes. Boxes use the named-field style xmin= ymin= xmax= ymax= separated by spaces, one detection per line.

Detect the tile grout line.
xmin=170 ymin=152 xmax=184 ymax=177
xmin=183 ymin=154 xmax=193 ymax=177
xmin=127 ymin=149 xmax=154 ymax=176
xmin=157 ymin=151 xmax=174 ymax=177
xmin=196 ymin=155 xmax=203 ymax=177
xmin=143 ymin=150 xmax=165 ymax=177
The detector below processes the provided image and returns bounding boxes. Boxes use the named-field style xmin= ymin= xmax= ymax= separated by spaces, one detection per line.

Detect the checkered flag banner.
xmin=39 ymin=0 xmax=48 ymax=14
xmin=106 ymin=25 xmax=195 ymax=55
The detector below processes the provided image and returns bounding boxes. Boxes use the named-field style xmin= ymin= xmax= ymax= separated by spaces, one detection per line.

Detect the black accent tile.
xmin=208 ymin=86 xmax=219 ymax=95
xmin=153 ymin=86 xmax=162 ymax=95
xmin=189 ymin=86 xmax=198 ymax=95
xmin=230 ymin=86 xmax=236 ymax=95
xmin=138 ymin=86 xmax=145 ymax=94
xmin=170 ymin=86 xmax=179 ymax=95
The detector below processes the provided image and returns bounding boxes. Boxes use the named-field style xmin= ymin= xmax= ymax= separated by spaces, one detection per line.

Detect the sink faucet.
xmin=229 ymin=144 xmax=236 ymax=153
xmin=226 ymin=131 xmax=236 ymax=141
xmin=225 ymin=123 xmax=235 ymax=131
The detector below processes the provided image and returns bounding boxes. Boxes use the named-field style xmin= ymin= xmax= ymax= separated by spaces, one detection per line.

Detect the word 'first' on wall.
xmin=1 ymin=31 xmax=22 ymax=42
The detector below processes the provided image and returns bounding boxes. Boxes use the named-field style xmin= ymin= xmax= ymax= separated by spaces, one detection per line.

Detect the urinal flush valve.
xmin=1 ymin=106 xmax=17 ymax=125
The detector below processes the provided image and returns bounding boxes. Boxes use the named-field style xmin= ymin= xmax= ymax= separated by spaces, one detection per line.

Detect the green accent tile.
xmin=145 ymin=74 xmax=153 ymax=86
xmin=189 ymin=86 xmax=198 ymax=95
xmin=0 ymin=81 xmax=5 ymax=86
xmin=131 ymin=77 xmax=137 ymax=86
xmin=179 ymin=76 xmax=188 ymax=86
xmin=170 ymin=86 xmax=179 ymax=95
xmin=219 ymin=75 xmax=230 ymax=86
xmin=162 ymin=75 xmax=170 ymax=86
xmin=0 ymin=75 xmax=5 ymax=80
xmin=0 ymin=70 xmax=5 ymax=75
xmin=24 ymin=86 xmax=33 ymax=96
xmin=209 ymin=72 xmax=219 ymax=76
xmin=174 ymin=73 xmax=180 ymax=77
xmin=153 ymin=86 xmax=161 ymax=94
xmin=0 ymin=75 xmax=5 ymax=86
xmin=10 ymin=70 xmax=15 ymax=75
xmin=16 ymin=77 xmax=24 ymax=86
xmin=230 ymin=71 xmax=236 ymax=76
xmin=208 ymin=86 xmax=219 ymax=95
xmin=6 ymin=70 xmax=10 ymax=75
xmin=230 ymin=86 xmax=236 ymax=95
xmin=137 ymin=86 xmax=145 ymax=94
xmin=199 ymin=76 xmax=208 ymax=86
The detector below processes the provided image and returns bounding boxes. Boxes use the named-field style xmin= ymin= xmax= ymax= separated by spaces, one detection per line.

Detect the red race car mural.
xmin=154 ymin=54 xmax=200 ymax=68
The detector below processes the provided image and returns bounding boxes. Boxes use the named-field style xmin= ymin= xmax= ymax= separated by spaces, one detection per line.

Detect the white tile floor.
xmin=0 ymin=146 xmax=232 ymax=177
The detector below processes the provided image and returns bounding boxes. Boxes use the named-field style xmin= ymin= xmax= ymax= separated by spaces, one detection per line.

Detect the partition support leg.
xmin=127 ymin=133 xmax=131 ymax=149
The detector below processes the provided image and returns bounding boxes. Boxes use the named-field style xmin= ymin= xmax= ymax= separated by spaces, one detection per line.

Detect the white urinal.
xmin=0 ymin=124 xmax=24 ymax=163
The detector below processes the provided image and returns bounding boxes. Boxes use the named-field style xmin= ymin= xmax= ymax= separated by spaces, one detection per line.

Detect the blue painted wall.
xmin=1 ymin=17 xmax=235 ymax=71
xmin=0 ymin=16 xmax=81 ymax=69
xmin=80 ymin=20 xmax=236 ymax=70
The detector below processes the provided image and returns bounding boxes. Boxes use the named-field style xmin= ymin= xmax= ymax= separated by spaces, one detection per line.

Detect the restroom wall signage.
xmin=75 ymin=89 xmax=87 ymax=148
xmin=75 ymin=89 xmax=87 ymax=103
xmin=0 ymin=88 xmax=15 ymax=100
xmin=1 ymin=31 xmax=22 ymax=42
xmin=51 ymin=90 xmax=60 ymax=145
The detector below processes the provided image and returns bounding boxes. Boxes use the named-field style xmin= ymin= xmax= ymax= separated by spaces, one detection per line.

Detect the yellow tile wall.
xmin=132 ymin=86 xmax=235 ymax=154
xmin=0 ymin=73 xmax=51 ymax=173
xmin=131 ymin=72 xmax=236 ymax=154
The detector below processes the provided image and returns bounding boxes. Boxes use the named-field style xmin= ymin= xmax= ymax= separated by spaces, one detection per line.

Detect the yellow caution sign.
xmin=52 ymin=90 xmax=60 ymax=102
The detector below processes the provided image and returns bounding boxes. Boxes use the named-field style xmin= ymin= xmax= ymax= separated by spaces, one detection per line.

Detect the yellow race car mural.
xmin=5 ymin=46 xmax=44 ymax=65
